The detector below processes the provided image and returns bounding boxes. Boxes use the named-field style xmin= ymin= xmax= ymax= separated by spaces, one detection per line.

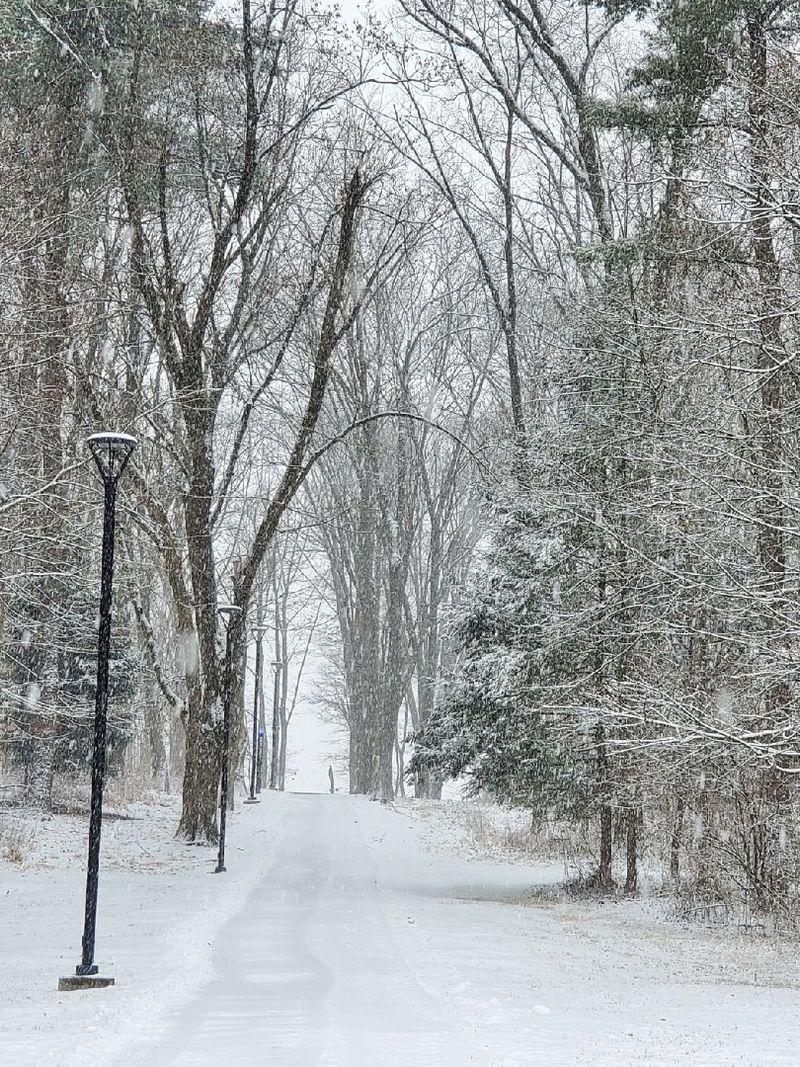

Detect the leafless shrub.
xmin=0 ymin=821 xmax=34 ymax=865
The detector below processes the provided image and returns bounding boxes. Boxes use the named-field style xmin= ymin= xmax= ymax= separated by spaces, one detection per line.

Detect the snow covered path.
xmin=124 ymin=792 xmax=800 ymax=1067
xmin=6 ymin=790 xmax=800 ymax=1065
xmin=130 ymin=793 xmax=471 ymax=1066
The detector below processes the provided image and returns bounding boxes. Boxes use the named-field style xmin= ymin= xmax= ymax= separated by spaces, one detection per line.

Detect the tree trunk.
xmin=145 ymin=701 xmax=168 ymax=789
xmin=278 ymin=724 xmax=287 ymax=790
xmin=624 ymin=808 xmax=639 ymax=895
xmin=349 ymin=708 xmax=372 ymax=793
xmin=27 ymin=718 xmax=57 ymax=811
xmin=178 ymin=729 xmax=220 ymax=841
xmin=595 ymin=723 xmax=614 ymax=890
xmin=599 ymin=806 xmax=614 ymax=891
xmin=378 ymin=705 xmax=396 ymax=801
xmin=178 ymin=675 xmax=219 ymax=841
xmin=670 ymin=796 xmax=685 ymax=886
xmin=415 ymin=765 xmax=443 ymax=800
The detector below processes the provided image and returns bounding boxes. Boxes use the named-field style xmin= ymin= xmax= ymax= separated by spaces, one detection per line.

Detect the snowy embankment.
xmin=4 ymin=791 xmax=800 ymax=1065
xmin=354 ymin=798 xmax=800 ymax=1065
xmin=1 ymin=792 xmax=279 ymax=1067
xmin=358 ymin=802 xmax=800 ymax=1067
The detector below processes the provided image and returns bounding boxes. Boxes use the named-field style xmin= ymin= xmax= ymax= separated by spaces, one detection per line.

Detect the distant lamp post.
xmin=245 ymin=624 xmax=269 ymax=804
xmin=269 ymin=657 xmax=282 ymax=789
xmin=215 ymin=602 xmax=242 ymax=873
xmin=256 ymin=726 xmax=265 ymax=793
xmin=59 ymin=432 xmax=136 ymax=992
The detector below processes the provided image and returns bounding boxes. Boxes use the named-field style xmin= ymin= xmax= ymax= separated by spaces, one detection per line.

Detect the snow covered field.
xmin=3 ymin=791 xmax=800 ymax=1066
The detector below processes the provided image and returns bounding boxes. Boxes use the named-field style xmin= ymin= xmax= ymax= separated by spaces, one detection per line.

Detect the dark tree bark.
xmin=624 ymin=808 xmax=639 ymax=896
xmin=670 ymin=797 xmax=685 ymax=887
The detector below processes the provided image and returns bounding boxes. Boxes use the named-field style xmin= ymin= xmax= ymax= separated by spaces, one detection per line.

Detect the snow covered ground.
xmin=3 ymin=791 xmax=800 ymax=1065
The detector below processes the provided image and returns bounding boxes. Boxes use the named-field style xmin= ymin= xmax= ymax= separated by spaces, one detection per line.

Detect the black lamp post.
xmin=215 ymin=602 xmax=241 ymax=874
xmin=245 ymin=623 xmax=268 ymax=804
xmin=269 ymin=656 xmax=282 ymax=789
xmin=256 ymin=725 xmax=265 ymax=793
xmin=59 ymin=432 xmax=136 ymax=992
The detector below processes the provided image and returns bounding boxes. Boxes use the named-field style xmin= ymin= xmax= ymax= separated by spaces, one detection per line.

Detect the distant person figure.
xmin=328 ymin=765 xmax=335 ymax=794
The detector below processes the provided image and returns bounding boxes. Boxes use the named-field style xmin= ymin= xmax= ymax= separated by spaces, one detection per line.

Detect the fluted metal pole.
xmin=247 ymin=631 xmax=262 ymax=802
xmin=215 ymin=622 xmax=235 ymax=873
xmin=76 ymin=476 xmax=117 ymax=977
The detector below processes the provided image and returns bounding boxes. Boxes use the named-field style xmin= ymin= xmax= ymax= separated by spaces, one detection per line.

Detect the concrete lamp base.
xmin=58 ymin=975 xmax=115 ymax=992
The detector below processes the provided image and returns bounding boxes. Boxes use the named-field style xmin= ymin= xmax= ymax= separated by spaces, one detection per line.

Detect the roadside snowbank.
xmin=352 ymin=796 xmax=800 ymax=1065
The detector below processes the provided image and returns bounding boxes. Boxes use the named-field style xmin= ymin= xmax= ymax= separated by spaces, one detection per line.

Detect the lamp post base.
xmin=58 ymin=975 xmax=115 ymax=991
xmin=243 ymin=797 xmax=260 ymax=804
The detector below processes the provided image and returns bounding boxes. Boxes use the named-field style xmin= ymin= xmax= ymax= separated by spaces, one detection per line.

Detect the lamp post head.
xmin=217 ymin=603 xmax=242 ymax=628
xmin=87 ymin=432 xmax=137 ymax=484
